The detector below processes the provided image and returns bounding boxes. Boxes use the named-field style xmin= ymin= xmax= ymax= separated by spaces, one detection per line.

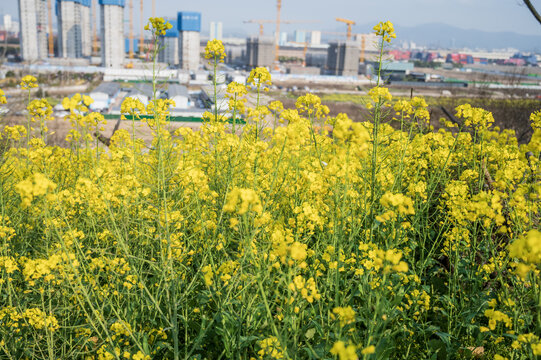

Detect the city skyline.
xmin=2 ymin=0 xmax=541 ymax=37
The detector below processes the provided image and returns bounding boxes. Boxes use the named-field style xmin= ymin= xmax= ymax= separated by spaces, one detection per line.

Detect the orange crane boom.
xmin=244 ymin=19 xmax=320 ymax=36
xmin=360 ymin=34 xmax=366 ymax=63
xmin=336 ymin=17 xmax=355 ymax=40
xmin=47 ymin=0 xmax=53 ymax=56
xmin=274 ymin=0 xmax=281 ymax=69
xmin=243 ymin=20 xmax=274 ymax=36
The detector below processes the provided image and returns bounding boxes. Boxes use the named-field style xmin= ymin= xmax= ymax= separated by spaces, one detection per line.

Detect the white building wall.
xmin=3 ymin=15 xmax=12 ymax=31
xmin=311 ymin=31 xmax=321 ymax=46
xmin=178 ymin=31 xmax=200 ymax=71
xmin=81 ymin=5 xmax=92 ymax=57
xmin=34 ymin=0 xmax=48 ymax=59
xmin=101 ymin=4 xmax=124 ymax=68
xmin=58 ymin=1 xmax=83 ymax=58
xmin=158 ymin=36 xmax=179 ymax=65
xmin=18 ymin=0 xmax=39 ymax=61
xmin=209 ymin=21 xmax=223 ymax=41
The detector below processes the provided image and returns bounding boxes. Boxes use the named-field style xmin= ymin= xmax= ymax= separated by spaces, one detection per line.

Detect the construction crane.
xmin=47 ymin=0 xmax=54 ymax=56
xmin=92 ymin=0 xmax=98 ymax=55
xmin=274 ymin=0 xmax=281 ymax=69
xmin=360 ymin=34 xmax=366 ymax=63
xmin=243 ymin=20 xmax=275 ymax=36
xmin=129 ymin=0 xmax=134 ymax=58
xmin=335 ymin=17 xmax=355 ymax=40
xmin=243 ymin=19 xmax=318 ymax=36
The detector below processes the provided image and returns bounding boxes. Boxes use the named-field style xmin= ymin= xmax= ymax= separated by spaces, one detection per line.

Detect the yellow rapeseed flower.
xmin=145 ymin=17 xmax=173 ymax=36
xmin=204 ymin=39 xmax=226 ymax=62
xmin=0 ymin=89 xmax=7 ymax=104
xmin=373 ymin=21 xmax=396 ymax=43
xmin=20 ymin=75 xmax=38 ymax=90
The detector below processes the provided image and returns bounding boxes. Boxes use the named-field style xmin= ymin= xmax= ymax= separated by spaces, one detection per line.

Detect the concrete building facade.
xmin=246 ymin=36 xmax=275 ymax=69
xmin=18 ymin=0 xmax=48 ymax=61
xmin=100 ymin=0 xmax=125 ymax=68
xmin=57 ymin=0 xmax=92 ymax=58
xmin=209 ymin=21 xmax=223 ymax=41
xmin=177 ymin=12 xmax=201 ymax=71
xmin=326 ymin=41 xmax=360 ymax=76
xmin=158 ymin=18 xmax=178 ymax=66
xmin=80 ymin=1 xmax=92 ymax=57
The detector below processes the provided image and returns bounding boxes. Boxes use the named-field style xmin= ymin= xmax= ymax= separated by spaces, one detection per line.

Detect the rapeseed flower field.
xmin=0 ymin=19 xmax=539 ymax=360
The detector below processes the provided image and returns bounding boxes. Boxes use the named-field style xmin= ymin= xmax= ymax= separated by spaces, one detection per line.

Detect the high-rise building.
xmin=326 ymin=41 xmax=360 ymax=76
xmin=18 ymin=0 xmax=48 ymax=61
xmin=279 ymin=32 xmax=287 ymax=45
xmin=3 ymin=15 xmax=12 ymax=32
xmin=80 ymin=0 xmax=92 ymax=57
xmin=158 ymin=18 xmax=179 ymax=65
xmin=310 ymin=31 xmax=321 ymax=46
xmin=57 ymin=0 xmax=92 ymax=58
xmin=209 ymin=21 xmax=222 ymax=41
xmin=177 ymin=12 xmax=201 ymax=71
xmin=100 ymin=0 xmax=125 ymax=68
xmin=246 ymin=36 xmax=275 ymax=69
xmin=294 ymin=30 xmax=306 ymax=43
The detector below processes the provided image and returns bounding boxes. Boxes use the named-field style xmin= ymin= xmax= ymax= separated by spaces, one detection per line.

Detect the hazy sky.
xmin=2 ymin=0 xmax=541 ymax=36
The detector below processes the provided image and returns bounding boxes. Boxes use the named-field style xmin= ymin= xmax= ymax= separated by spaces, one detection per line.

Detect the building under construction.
xmin=326 ymin=41 xmax=359 ymax=76
xmin=158 ymin=18 xmax=179 ymax=66
xmin=18 ymin=0 xmax=48 ymax=61
xmin=100 ymin=0 xmax=125 ymax=68
xmin=246 ymin=36 xmax=275 ymax=69
xmin=56 ymin=0 xmax=92 ymax=58
xmin=177 ymin=11 xmax=201 ymax=71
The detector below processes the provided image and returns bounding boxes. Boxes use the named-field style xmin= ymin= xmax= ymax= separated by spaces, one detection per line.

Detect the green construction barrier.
xmin=101 ymin=114 xmax=246 ymax=124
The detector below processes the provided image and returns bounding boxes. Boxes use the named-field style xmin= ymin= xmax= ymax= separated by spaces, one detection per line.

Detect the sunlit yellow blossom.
xmin=330 ymin=341 xmax=357 ymax=360
xmin=15 ymin=173 xmax=57 ymax=208
xmin=20 ymin=75 xmax=38 ymax=90
xmin=145 ymin=17 xmax=173 ymax=36
xmin=247 ymin=67 xmax=272 ymax=88
xmin=361 ymin=345 xmax=376 ymax=355
xmin=373 ymin=20 xmax=396 ymax=43
xmin=0 ymin=89 xmax=6 ymax=104
xmin=204 ymin=39 xmax=226 ymax=62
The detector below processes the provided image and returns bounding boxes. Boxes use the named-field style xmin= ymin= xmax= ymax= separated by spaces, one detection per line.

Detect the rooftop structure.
xmin=158 ymin=18 xmax=179 ymax=66
xmin=177 ymin=12 xmax=201 ymax=71
xmin=246 ymin=36 xmax=275 ymax=69
xmin=167 ymin=84 xmax=189 ymax=109
xmin=326 ymin=41 xmax=360 ymax=76
xmin=18 ymin=0 xmax=48 ymax=61
xmin=100 ymin=0 xmax=125 ymax=68
xmin=89 ymin=81 xmax=121 ymax=111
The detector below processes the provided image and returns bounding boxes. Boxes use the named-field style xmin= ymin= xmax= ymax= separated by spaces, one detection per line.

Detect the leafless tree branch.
xmin=523 ymin=0 xmax=541 ymax=25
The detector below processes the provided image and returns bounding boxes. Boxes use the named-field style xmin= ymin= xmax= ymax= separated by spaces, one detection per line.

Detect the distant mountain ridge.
xmin=353 ymin=23 xmax=541 ymax=52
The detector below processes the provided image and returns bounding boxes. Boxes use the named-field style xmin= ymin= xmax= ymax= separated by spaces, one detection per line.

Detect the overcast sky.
xmin=2 ymin=0 xmax=541 ymax=36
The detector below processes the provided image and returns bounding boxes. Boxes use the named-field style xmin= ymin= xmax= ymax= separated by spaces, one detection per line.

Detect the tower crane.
xmin=274 ymin=0 xmax=281 ymax=69
xmin=243 ymin=20 xmax=275 ymax=36
xmin=335 ymin=17 xmax=355 ymax=40
xmin=243 ymin=19 xmax=319 ymax=36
